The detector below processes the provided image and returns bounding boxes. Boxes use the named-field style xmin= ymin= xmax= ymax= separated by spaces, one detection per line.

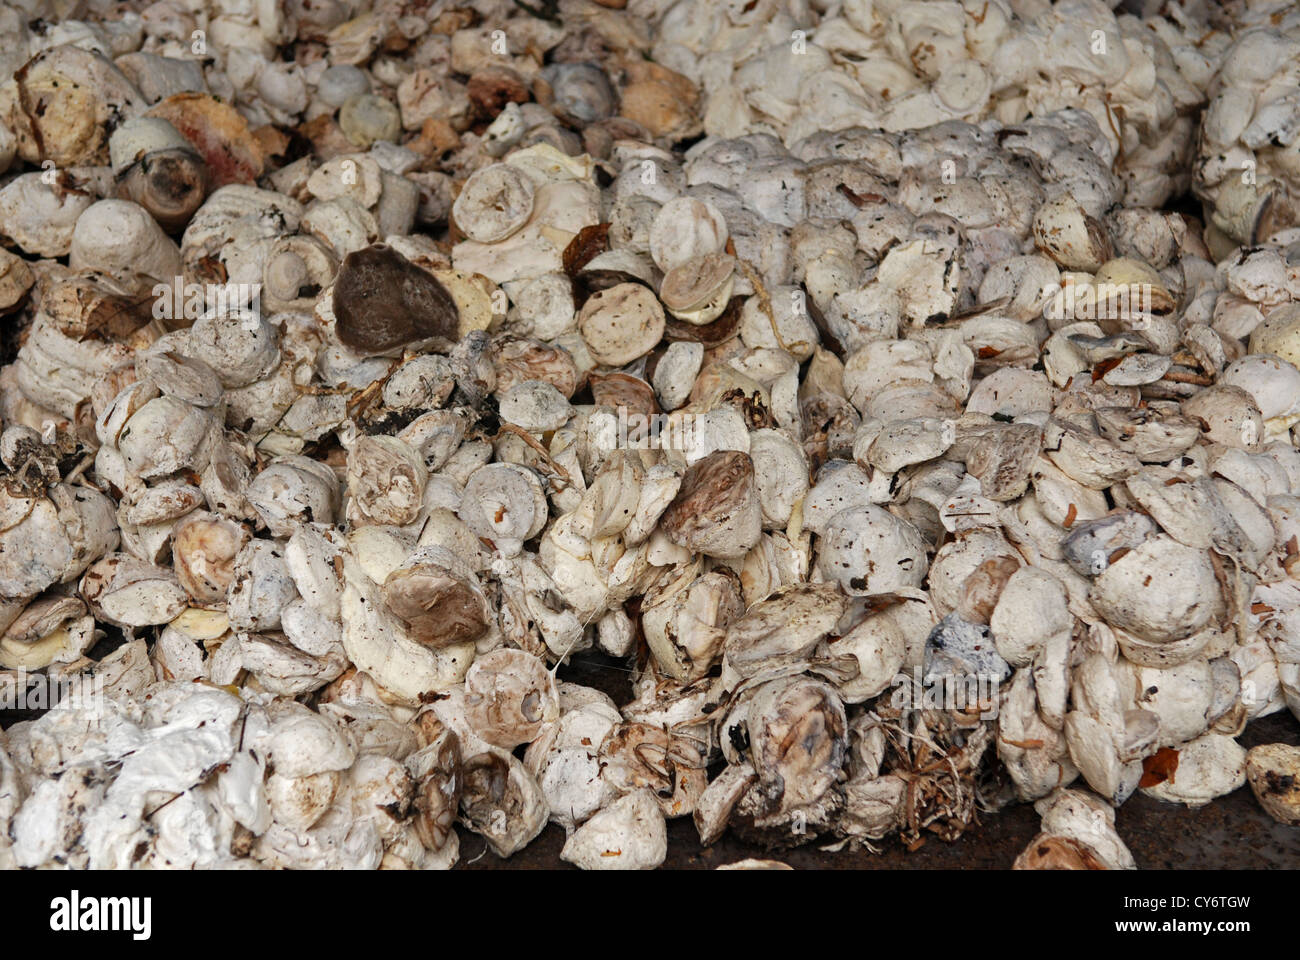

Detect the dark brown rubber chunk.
xmin=333 ymin=243 xmax=459 ymax=353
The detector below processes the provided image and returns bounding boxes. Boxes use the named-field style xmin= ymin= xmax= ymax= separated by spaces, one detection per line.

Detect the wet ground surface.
xmin=458 ymin=652 xmax=1300 ymax=869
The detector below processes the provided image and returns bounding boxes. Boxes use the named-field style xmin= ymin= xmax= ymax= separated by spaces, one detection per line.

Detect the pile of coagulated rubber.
xmin=0 ymin=0 xmax=1298 ymax=870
